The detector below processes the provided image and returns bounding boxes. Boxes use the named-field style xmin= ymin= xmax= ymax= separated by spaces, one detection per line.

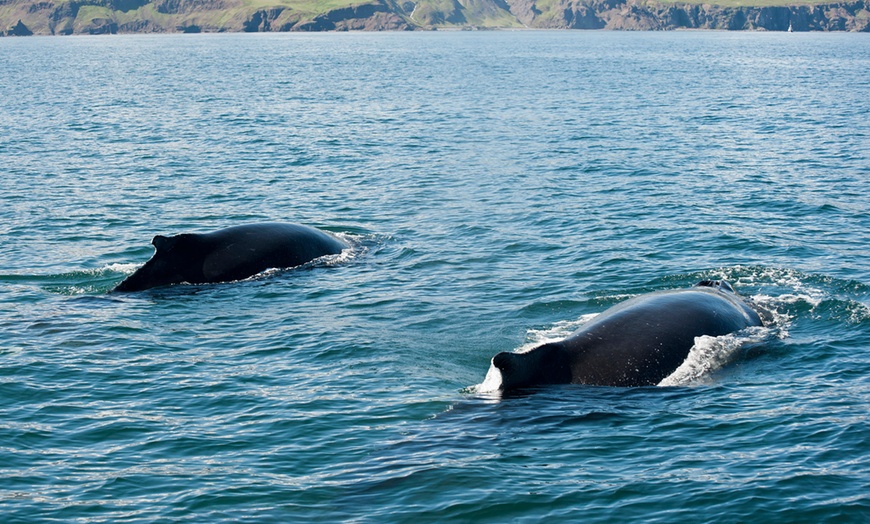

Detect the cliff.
xmin=513 ymin=0 xmax=870 ymax=31
xmin=2 ymin=0 xmax=868 ymax=35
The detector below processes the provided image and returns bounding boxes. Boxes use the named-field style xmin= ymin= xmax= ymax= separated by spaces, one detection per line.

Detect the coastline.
xmin=2 ymin=0 xmax=869 ymax=36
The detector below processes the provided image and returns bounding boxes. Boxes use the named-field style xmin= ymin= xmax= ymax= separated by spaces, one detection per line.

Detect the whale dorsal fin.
xmin=695 ymin=279 xmax=734 ymax=293
xmin=152 ymin=234 xmax=181 ymax=253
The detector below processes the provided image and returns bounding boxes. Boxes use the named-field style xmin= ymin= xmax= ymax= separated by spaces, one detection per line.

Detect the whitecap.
xmin=659 ymin=327 xmax=768 ymax=387
xmin=473 ymin=364 xmax=504 ymax=394
xmin=103 ymin=263 xmax=140 ymax=275
xmin=521 ymin=314 xmax=598 ymax=352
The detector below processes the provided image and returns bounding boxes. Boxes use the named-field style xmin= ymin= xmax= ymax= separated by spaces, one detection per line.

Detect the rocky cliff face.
xmin=233 ymin=2 xmax=411 ymax=32
xmin=506 ymin=0 xmax=870 ymax=31
xmin=2 ymin=0 xmax=868 ymax=35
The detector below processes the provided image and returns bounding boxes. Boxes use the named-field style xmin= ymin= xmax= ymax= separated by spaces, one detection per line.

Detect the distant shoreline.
xmin=3 ymin=0 xmax=869 ymax=37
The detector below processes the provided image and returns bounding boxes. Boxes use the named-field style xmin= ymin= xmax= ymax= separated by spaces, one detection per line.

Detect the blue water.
xmin=1 ymin=31 xmax=869 ymax=522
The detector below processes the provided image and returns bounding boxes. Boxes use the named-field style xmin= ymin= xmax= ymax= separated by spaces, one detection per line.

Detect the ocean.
xmin=1 ymin=30 xmax=868 ymax=522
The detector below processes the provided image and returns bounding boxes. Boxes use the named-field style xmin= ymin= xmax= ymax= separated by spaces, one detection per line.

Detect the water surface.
xmin=1 ymin=31 xmax=868 ymax=521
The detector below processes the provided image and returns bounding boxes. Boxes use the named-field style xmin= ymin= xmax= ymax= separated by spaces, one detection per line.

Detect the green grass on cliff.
xmin=190 ymin=0 xmax=372 ymax=19
xmin=2 ymin=0 xmax=373 ymax=35
xmin=4 ymin=0 xmax=863 ymax=35
xmin=245 ymin=0 xmax=364 ymax=14
xmin=657 ymin=0 xmax=838 ymax=7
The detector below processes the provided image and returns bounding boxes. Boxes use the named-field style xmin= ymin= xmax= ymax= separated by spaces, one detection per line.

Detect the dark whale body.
xmin=113 ymin=223 xmax=348 ymax=292
xmin=491 ymin=280 xmax=763 ymax=391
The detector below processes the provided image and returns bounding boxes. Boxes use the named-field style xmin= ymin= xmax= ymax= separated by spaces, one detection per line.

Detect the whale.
xmin=113 ymin=223 xmax=348 ymax=292
xmin=488 ymin=280 xmax=763 ymax=391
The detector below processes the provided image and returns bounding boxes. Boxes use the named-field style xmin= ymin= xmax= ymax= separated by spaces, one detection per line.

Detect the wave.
xmin=0 ymin=266 xmax=131 ymax=295
xmin=658 ymin=328 xmax=769 ymax=387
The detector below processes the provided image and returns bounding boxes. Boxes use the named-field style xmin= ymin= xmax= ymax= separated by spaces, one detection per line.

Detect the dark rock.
xmin=108 ymin=0 xmax=150 ymax=12
xmin=85 ymin=18 xmax=119 ymax=34
xmin=293 ymin=1 xmax=412 ymax=31
xmin=5 ymin=19 xmax=33 ymax=36
xmin=29 ymin=2 xmax=55 ymax=14
xmin=503 ymin=0 xmax=869 ymax=31
xmin=754 ymin=6 xmax=791 ymax=30
xmin=564 ymin=6 xmax=604 ymax=29
xmin=244 ymin=8 xmax=283 ymax=31
xmin=118 ymin=19 xmax=154 ymax=31
xmin=155 ymin=0 xmax=224 ymax=15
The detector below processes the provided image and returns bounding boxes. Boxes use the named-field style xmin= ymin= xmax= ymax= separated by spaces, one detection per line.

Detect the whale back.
xmin=113 ymin=223 xmax=347 ymax=292
xmin=492 ymin=343 xmax=573 ymax=391
xmin=199 ymin=223 xmax=346 ymax=283
xmin=491 ymin=282 xmax=763 ymax=391
xmin=563 ymin=288 xmax=761 ymax=386
xmin=112 ymin=232 xmax=206 ymax=292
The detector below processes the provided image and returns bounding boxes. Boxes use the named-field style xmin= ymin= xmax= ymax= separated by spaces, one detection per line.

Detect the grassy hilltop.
xmin=2 ymin=0 xmax=869 ymax=35
xmin=1 ymin=0 xmax=405 ymax=35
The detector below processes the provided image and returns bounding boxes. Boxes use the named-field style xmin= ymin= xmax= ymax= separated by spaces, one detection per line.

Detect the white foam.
xmin=317 ymin=233 xmax=369 ymax=268
xmin=849 ymin=302 xmax=870 ymax=323
xmin=521 ymin=314 xmax=598 ymax=352
xmin=469 ymin=314 xmax=597 ymax=392
xmin=103 ymin=263 xmax=140 ymax=275
xmin=318 ymin=246 xmax=356 ymax=266
xmin=659 ymin=327 xmax=767 ymax=387
xmin=474 ymin=363 xmax=504 ymax=394
xmin=747 ymin=291 xmax=816 ymax=340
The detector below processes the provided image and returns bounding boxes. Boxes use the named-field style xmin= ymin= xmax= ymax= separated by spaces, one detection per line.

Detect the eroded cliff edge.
xmin=2 ymin=0 xmax=868 ymax=35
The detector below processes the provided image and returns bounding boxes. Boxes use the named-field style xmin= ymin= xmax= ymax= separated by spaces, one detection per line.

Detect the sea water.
xmin=1 ymin=31 xmax=868 ymax=521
